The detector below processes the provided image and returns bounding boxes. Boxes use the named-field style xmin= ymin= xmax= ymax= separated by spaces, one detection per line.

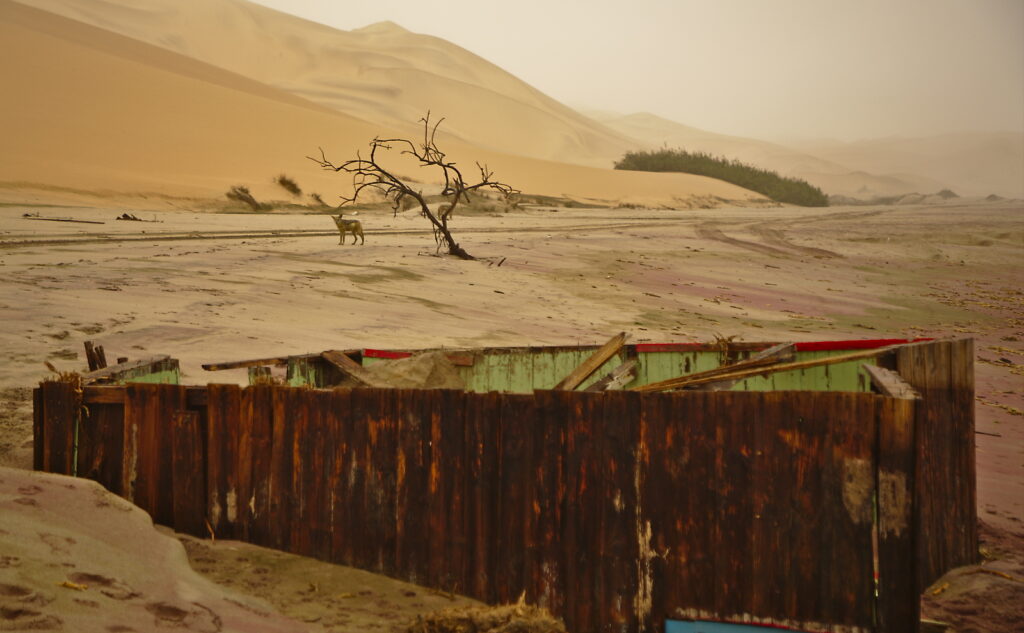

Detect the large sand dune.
xmin=0 ymin=0 xmax=761 ymax=209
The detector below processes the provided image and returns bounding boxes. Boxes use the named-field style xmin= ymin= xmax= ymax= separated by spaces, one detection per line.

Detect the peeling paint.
xmin=842 ymin=458 xmax=873 ymax=525
xmin=226 ymin=489 xmax=237 ymax=524
xmin=878 ymin=470 xmax=909 ymax=537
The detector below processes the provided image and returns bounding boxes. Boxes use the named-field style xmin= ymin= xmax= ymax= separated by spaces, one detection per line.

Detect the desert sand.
xmin=0 ymin=200 xmax=1022 ymax=631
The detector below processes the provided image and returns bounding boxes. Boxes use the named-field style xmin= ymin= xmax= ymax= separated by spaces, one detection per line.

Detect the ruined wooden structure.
xmin=33 ymin=338 xmax=976 ymax=633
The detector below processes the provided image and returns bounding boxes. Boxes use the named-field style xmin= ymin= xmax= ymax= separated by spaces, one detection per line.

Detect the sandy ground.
xmin=1 ymin=199 xmax=1022 ymax=630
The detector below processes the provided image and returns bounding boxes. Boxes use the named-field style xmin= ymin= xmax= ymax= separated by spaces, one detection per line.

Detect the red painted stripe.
xmin=793 ymin=338 xmax=930 ymax=352
xmin=362 ymin=349 xmax=412 ymax=360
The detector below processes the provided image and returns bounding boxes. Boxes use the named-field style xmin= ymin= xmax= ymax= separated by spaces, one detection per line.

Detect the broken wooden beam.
xmin=22 ymin=216 xmax=105 ymax=224
xmin=634 ymin=343 xmax=795 ymax=393
xmin=81 ymin=355 xmax=171 ymax=383
xmin=202 ymin=355 xmax=306 ymax=371
xmin=700 ymin=342 xmax=795 ymax=392
xmin=84 ymin=341 xmax=99 ymax=372
xmin=583 ymin=360 xmax=638 ymax=392
xmin=94 ymin=345 xmax=107 ymax=369
xmin=321 ymin=350 xmax=375 ymax=386
xmin=632 ymin=344 xmax=901 ymax=392
xmin=862 ymin=364 xmax=921 ymax=399
xmin=553 ymin=332 xmax=628 ymax=391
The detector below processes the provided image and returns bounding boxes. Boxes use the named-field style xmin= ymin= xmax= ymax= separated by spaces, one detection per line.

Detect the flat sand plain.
xmin=1 ymin=200 xmax=1021 ymax=630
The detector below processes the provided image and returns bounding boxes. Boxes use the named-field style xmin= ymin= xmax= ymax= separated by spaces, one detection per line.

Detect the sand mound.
xmin=0 ymin=466 xmax=303 ymax=631
xmin=406 ymin=598 xmax=567 ymax=633
xmin=345 ymin=351 xmax=466 ymax=389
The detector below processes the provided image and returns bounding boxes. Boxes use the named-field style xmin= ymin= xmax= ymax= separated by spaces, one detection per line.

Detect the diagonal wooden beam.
xmin=553 ymin=332 xmax=628 ymax=391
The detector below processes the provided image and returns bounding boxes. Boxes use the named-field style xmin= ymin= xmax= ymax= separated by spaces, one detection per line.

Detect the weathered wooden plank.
xmin=712 ymin=391 xmax=754 ymax=616
xmin=305 ymin=390 xmax=332 ymax=558
xmin=321 ymin=350 xmax=375 ymax=386
xmin=495 ymin=393 xmax=533 ymax=603
xmin=877 ymin=396 xmax=919 ymax=632
xmin=206 ymin=384 xmax=241 ymax=539
xmin=396 ymin=388 xmax=430 ymax=584
xmin=171 ymin=410 xmax=206 ymax=537
xmin=84 ymin=340 xmax=100 ymax=372
xmin=553 ymin=332 xmax=627 ymax=390
xmin=202 ymin=354 xmax=303 ymax=371
xmin=268 ymin=386 xmax=295 ymax=551
xmin=749 ymin=391 xmax=790 ymax=621
xmin=433 ymin=389 xmax=467 ymax=593
xmin=600 ymin=390 xmax=640 ymax=631
xmin=366 ymin=389 xmax=398 ymax=576
xmin=466 ymin=391 xmax=500 ymax=602
xmin=327 ymin=388 xmax=351 ymax=565
xmin=32 ymin=387 xmax=44 ymax=471
xmin=76 ymin=402 xmax=125 ymax=495
xmin=560 ymin=391 xmax=598 ymax=631
xmin=243 ymin=385 xmax=274 ymax=548
xmin=636 ymin=345 xmax=890 ymax=392
xmin=817 ymin=392 xmax=876 ymax=628
xmin=530 ymin=390 xmax=566 ymax=614
xmin=863 ymin=364 xmax=921 ymax=399
xmin=124 ymin=384 xmax=186 ymax=526
xmin=288 ymin=385 xmax=313 ymax=557
xmin=82 ymin=355 xmax=170 ymax=382
xmin=951 ymin=339 xmax=978 ymax=568
xmin=40 ymin=381 xmax=76 ymax=475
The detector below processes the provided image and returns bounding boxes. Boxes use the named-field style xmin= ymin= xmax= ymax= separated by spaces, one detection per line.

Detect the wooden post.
xmin=40 ymin=381 xmax=77 ymax=475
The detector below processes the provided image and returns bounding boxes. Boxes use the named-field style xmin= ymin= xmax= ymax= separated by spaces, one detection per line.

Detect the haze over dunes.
xmin=2 ymin=0 xmax=1021 ymax=206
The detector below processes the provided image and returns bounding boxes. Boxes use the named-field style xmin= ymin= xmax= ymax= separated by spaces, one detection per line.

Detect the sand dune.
xmin=13 ymin=0 xmax=642 ymax=168
xmin=795 ymin=132 xmax=1024 ymax=198
xmin=0 ymin=1 xmax=760 ymax=210
xmin=591 ymin=111 xmax=947 ymax=197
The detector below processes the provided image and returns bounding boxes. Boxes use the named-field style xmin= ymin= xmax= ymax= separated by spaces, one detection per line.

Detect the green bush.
xmin=614 ymin=148 xmax=829 ymax=207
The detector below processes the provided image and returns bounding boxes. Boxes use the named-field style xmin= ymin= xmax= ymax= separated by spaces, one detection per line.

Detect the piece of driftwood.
xmin=553 ymin=332 xmax=628 ymax=391
xmin=633 ymin=345 xmax=900 ymax=392
xmin=84 ymin=341 xmax=99 ymax=372
xmin=583 ymin=360 xmax=637 ymax=392
xmin=23 ymin=216 xmax=105 ymax=224
xmin=634 ymin=343 xmax=795 ymax=393
xmin=862 ymin=364 xmax=921 ymax=399
xmin=321 ymin=350 xmax=374 ymax=386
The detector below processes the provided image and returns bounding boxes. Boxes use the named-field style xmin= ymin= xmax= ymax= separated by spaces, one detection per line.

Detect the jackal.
xmin=332 ymin=214 xmax=364 ymax=245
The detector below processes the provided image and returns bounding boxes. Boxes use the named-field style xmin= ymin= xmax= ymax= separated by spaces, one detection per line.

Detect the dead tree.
xmin=308 ymin=113 xmax=518 ymax=260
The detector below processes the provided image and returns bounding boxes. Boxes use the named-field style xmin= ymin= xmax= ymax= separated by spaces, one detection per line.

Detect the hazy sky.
xmin=250 ymin=0 xmax=1023 ymax=142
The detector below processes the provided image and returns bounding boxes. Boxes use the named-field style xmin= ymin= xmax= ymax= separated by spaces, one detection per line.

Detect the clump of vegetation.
xmin=308 ymin=192 xmax=328 ymax=207
xmin=936 ymin=188 xmax=959 ymax=199
xmin=225 ymin=185 xmax=265 ymax=211
xmin=275 ymin=174 xmax=303 ymax=196
xmin=614 ymin=148 xmax=829 ymax=207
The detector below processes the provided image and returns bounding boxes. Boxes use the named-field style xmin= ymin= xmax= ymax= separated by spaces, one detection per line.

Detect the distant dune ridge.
xmin=3 ymin=0 xmax=1021 ymax=206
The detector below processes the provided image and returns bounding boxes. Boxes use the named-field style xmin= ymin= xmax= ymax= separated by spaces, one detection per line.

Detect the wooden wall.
xmin=34 ymin=382 xmax=936 ymax=633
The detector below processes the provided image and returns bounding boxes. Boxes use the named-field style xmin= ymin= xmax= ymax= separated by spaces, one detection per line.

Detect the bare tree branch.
xmin=308 ymin=112 xmax=519 ymax=260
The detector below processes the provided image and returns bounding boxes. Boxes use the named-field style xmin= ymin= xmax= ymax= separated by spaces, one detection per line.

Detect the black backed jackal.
xmin=332 ymin=214 xmax=364 ymax=245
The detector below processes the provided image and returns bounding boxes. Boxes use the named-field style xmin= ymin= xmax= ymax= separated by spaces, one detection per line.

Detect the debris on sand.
xmin=405 ymin=595 xmax=567 ymax=633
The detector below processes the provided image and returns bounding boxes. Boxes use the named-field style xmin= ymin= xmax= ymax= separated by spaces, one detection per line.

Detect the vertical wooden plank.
xmin=268 ymin=386 xmax=295 ymax=551
xmin=206 ymin=384 xmax=240 ymax=539
xmin=430 ymin=389 xmax=467 ymax=592
xmin=327 ymin=388 xmax=350 ymax=564
xmin=950 ymin=338 xmax=978 ymax=568
xmin=531 ymin=390 xmax=566 ymax=614
xmin=495 ymin=393 xmax=533 ymax=603
xmin=466 ymin=391 xmax=500 ymax=603
xmin=396 ymin=388 xmax=430 ymax=583
xmin=125 ymin=383 xmax=185 ymax=526
xmin=40 ymin=381 xmax=76 ymax=475
xmin=877 ymin=396 xmax=919 ymax=633
xmin=306 ymin=390 xmax=332 ymax=559
xmin=712 ymin=391 xmax=754 ymax=617
xmin=288 ymin=386 xmax=313 ymax=557
xmin=790 ymin=391 xmax=829 ymax=621
xmin=600 ymin=390 xmax=640 ymax=631
xmin=171 ymin=410 xmax=206 ymax=537
xmin=245 ymin=385 xmax=274 ymax=548
xmin=32 ymin=387 xmax=43 ymax=471
xmin=343 ymin=388 xmax=370 ymax=569
xmin=818 ymin=392 xmax=877 ymax=628
xmin=75 ymin=402 xmax=125 ymax=495
xmin=367 ymin=388 xmax=398 ymax=576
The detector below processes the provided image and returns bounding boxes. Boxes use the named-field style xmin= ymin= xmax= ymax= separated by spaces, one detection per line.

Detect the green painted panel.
xmin=531 ymin=350 xmax=557 ymax=392
xmin=112 ymin=359 xmax=180 ymax=385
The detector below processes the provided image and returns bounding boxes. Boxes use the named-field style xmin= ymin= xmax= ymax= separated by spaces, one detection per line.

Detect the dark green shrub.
xmin=614 ymin=148 xmax=829 ymax=207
